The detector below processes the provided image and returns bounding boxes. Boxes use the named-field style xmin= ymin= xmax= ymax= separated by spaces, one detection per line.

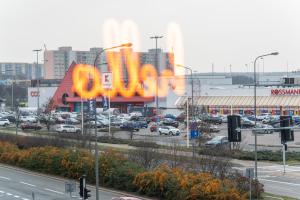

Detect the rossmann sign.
xmin=271 ymin=88 xmax=300 ymax=95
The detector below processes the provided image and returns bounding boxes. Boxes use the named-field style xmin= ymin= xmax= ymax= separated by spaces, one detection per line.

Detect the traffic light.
xmin=79 ymin=176 xmax=84 ymax=197
xmin=84 ymin=188 xmax=91 ymax=199
xmin=227 ymin=115 xmax=241 ymax=142
xmin=280 ymin=116 xmax=294 ymax=143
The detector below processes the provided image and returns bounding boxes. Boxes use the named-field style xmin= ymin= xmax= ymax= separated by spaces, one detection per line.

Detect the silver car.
xmin=252 ymin=123 xmax=273 ymax=134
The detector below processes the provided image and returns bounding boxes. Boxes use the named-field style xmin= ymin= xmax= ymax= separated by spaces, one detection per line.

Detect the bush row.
xmin=0 ymin=141 xmax=259 ymax=199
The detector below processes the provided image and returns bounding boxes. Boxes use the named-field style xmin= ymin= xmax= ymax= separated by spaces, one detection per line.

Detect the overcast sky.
xmin=1 ymin=0 xmax=300 ymax=72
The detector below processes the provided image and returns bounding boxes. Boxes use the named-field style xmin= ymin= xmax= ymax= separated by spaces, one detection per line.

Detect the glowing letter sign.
xmin=72 ymin=20 xmax=185 ymax=99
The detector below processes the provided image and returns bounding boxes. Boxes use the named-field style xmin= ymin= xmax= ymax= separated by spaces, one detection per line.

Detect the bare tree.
xmin=128 ymin=145 xmax=162 ymax=170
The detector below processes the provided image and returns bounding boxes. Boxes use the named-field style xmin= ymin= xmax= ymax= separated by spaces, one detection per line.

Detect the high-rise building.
xmin=0 ymin=62 xmax=43 ymax=80
xmin=44 ymin=46 xmax=174 ymax=80
xmin=44 ymin=47 xmax=105 ymax=79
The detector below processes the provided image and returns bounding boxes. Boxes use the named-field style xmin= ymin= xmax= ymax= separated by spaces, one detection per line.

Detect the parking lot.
xmin=1 ymin=111 xmax=300 ymax=151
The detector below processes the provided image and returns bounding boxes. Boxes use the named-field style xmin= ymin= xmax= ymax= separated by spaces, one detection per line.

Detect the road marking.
xmin=22 ymin=198 xmax=30 ymax=200
xmin=6 ymin=192 xmax=12 ymax=195
xmin=264 ymin=195 xmax=283 ymax=200
xmin=0 ymin=191 xmax=4 ymax=193
xmin=260 ymin=178 xmax=300 ymax=186
xmin=14 ymin=195 xmax=20 ymax=198
xmin=44 ymin=188 xmax=64 ymax=195
xmin=0 ymin=176 xmax=10 ymax=180
xmin=20 ymin=181 xmax=36 ymax=187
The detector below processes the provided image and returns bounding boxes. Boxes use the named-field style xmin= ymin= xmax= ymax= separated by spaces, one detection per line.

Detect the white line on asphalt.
xmin=0 ymin=191 xmax=4 ymax=193
xmin=44 ymin=188 xmax=64 ymax=195
xmin=14 ymin=195 xmax=20 ymax=198
xmin=0 ymin=176 xmax=10 ymax=180
xmin=20 ymin=181 xmax=36 ymax=187
xmin=22 ymin=198 xmax=30 ymax=200
xmin=6 ymin=193 xmax=12 ymax=196
xmin=264 ymin=195 xmax=284 ymax=200
xmin=260 ymin=178 xmax=300 ymax=186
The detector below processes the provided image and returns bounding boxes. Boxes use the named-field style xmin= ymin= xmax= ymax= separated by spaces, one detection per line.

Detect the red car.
xmin=150 ymin=123 xmax=158 ymax=132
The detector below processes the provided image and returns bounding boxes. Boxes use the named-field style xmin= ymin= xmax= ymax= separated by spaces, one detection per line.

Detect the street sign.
xmin=245 ymin=168 xmax=254 ymax=179
xmin=102 ymin=72 xmax=113 ymax=89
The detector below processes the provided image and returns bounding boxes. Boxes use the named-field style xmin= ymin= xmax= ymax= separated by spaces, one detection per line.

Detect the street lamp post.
xmin=93 ymin=43 xmax=132 ymax=200
xmin=150 ymin=35 xmax=163 ymax=135
xmin=177 ymin=64 xmax=194 ymax=119
xmin=253 ymin=52 xmax=278 ymax=179
xmin=33 ymin=49 xmax=42 ymax=123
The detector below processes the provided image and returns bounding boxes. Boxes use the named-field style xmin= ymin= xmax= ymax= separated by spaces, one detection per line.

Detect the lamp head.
xmin=121 ymin=43 xmax=132 ymax=47
xmin=270 ymin=52 xmax=279 ymax=56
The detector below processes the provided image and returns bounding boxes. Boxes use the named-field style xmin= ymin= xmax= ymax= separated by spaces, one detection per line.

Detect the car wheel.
xmin=76 ymin=130 xmax=80 ymax=134
xmin=62 ymin=130 xmax=67 ymax=133
xmin=159 ymin=131 xmax=162 ymax=135
xmin=264 ymin=130 xmax=267 ymax=134
xmin=169 ymin=131 xmax=173 ymax=135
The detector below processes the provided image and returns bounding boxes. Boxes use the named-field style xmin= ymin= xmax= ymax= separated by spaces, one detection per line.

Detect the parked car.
xmin=20 ymin=116 xmax=37 ymax=123
xmin=89 ymin=120 xmax=104 ymax=128
xmin=162 ymin=118 xmax=179 ymax=128
xmin=65 ymin=118 xmax=80 ymax=125
xmin=241 ymin=117 xmax=255 ymax=128
xmin=158 ymin=126 xmax=180 ymax=136
xmin=120 ymin=121 xmax=139 ymax=131
xmin=136 ymin=120 xmax=148 ymax=128
xmin=252 ymin=123 xmax=273 ymax=134
xmin=164 ymin=114 xmax=176 ymax=120
xmin=2 ymin=115 xmax=16 ymax=123
xmin=201 ymin=115 xmax=222 ymax=124
xmin=150 ymin=123 xmax=158 ymax=132
xmin=209 ymin=124 xmax=220 ymax=132
xmin=56 ymin=125 xmax=81 ymax=133
xmin=0 ymin=118 xmax=10 ymax=126
xmin=20 ymin=122 xmax=42 ymax=130
xmin=205 ymin=136 xmax=229 ymax=147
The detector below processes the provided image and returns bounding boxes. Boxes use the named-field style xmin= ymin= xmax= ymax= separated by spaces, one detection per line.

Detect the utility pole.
xmin=150 ymin=35 xmax=163 ymax=134
xmin=33 ymin=49 xmax=42 ymax=123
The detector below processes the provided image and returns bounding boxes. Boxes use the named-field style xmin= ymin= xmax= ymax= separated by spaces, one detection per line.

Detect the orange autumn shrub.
xmin=134 ymin=164 xmax=247 ymax=200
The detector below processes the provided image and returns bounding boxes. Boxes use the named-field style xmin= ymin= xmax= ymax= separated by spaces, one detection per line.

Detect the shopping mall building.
xmin=176 ymin=82 xmax=300 ymax=116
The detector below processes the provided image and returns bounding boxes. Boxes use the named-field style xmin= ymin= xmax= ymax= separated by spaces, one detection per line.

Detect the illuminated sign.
xmin=72 ymin=20 xmax=185 ymax=99
xmin=271 ymin=88 xmax=300 ymax=96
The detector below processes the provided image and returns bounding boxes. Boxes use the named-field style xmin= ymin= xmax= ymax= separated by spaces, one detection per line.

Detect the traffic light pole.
xmin=283 ymin=143 xmax=286 ymax=174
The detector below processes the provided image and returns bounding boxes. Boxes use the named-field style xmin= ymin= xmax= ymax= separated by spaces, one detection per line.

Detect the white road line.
xmin=0 ymin=176 xmax=10 ymax=180
xmin=0 ymin=191 xmax=4 ymax=193
xmin=14 ymin=195 xmax=20 ymax=198
xmin=22 ymin=198 xmax=30 ymax=200
xmin=20 ymin=181 xmax=36 ymax=187
xmin=260 ymin=178 xmax=300 ymax=186
xmin=6 ymin=192 xmax=12 ymax=196
xmin=44 ymin=188 xmax=64 ymax=195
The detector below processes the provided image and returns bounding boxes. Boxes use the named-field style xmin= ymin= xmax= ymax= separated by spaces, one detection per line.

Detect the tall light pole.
xmin=177 ymin=64 xmax=194 ymax=120
xmin=150 ymin=35 xmax=163 ymax=134
xmin=93 ymin=43 xmax=132 ymax=200
xmin=33 ymin=49 xmax=42 ymax=122
xmin=5 ymin=69 xmax=14 ymax=111
xmin=253 ymin=52 xmax=278 ymax=179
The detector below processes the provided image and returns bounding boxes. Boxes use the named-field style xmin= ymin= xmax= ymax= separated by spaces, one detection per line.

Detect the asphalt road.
xmin=233 ymin=162 xmax=300 ymax=199
xmin=0 ymin=164 xmax=145 ymax=200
